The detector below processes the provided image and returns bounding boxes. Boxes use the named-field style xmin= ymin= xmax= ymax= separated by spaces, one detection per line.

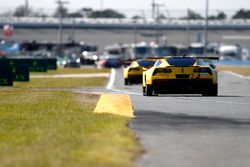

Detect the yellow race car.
xmin=142 ymin=56 xmax=218 ymax=96
xmin=123 ymin=59 xmax=157 ymax=85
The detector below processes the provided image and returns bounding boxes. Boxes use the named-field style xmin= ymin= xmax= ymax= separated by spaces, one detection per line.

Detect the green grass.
xmin=14 ymin=77 xmax=108 ymax=88
xmin=218 ymin=65 xmax=250 ymax=76
xmin=31 ymin=68 xmax=110 ymax=75
xmin=0 ymin=90 xmax=141 ymax=167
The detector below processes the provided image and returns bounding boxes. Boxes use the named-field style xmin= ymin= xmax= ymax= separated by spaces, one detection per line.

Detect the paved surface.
xmin=110 ymin=68 xmax=250 ymax=167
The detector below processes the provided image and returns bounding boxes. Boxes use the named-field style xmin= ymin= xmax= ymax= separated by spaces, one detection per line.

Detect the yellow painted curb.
xmin=94 ymin=94 xmax=134 ymax=118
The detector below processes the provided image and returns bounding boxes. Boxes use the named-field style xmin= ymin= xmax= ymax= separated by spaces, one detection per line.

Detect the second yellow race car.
xmin=123 ymin=59 xmax=156 ymax=85
xmin=142 ymin=56 xmax=218 ymax=96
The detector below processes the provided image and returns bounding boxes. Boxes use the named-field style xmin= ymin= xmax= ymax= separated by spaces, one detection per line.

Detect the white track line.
xmin=106 ymin=68 xmax=141 ymax=95
xmin=111 ymin=88 xmax=142 ymax=96
xmin=223 ymin=71 xmax=250 ymax=80
xmin=106 ymin=68 xmax=116 ymax=90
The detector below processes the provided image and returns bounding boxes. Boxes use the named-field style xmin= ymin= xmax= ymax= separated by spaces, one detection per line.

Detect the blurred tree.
xmin=14 ymin=5 xmax=31 ymax=17
xmin=67 ymin=12 xmax=83 ymax=18
xmin=89 ymin=9 xmax=125 ymax=18
xmin=53 ymin=6 xmax=68 ymax=17
xmin=80 ymin=8 xmax=93 ymax=18
xmin=208 ymin=12 xmax=227 ymax=20
xmin=132 ymin=15 xmax=143 ymax=19
xmin=180 ymin=9 xmax=203 ymax=20
xmin=157 ymin=14 xmax=166 ymax=20
xmin=187 ymin=9 xmax=203 ymax=20
xmin=232 ymin=9 xmax=250 ymax=19
xmin=217 ymin=11 xmax=227 ymax=20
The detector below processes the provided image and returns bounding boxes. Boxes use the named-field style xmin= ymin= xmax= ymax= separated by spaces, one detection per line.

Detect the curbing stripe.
xmin=94 ymin=94 xmax=134 ymax=118
xmin=224 ymin=71 xmax=250 ymax=80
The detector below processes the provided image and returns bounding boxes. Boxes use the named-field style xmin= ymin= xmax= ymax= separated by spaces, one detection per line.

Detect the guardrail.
xmin=1 ymin=17 xmax=250 ymax=25
xmin=1 ymin=17 xmax=250 ymax=30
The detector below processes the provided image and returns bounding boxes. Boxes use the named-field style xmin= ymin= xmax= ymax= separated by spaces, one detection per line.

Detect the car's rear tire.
xmin=142 ymin=86 xmax=146 ymax=96
xmin=145 ymin=85 xmax=153 ymax=96
xmin=202 ymin=84 xmax=218 ymax=96
xmin=124 ymin=79 xmax=129 ymax=85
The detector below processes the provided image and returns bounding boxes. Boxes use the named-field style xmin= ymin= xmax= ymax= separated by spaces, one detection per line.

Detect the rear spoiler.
xmin=165 ymin=56 xmax=219 ymax=60
xmin=145 ymin=57 xmax=164 ymax=60
xmin=189 ymin=56 xmax=219 ymax=60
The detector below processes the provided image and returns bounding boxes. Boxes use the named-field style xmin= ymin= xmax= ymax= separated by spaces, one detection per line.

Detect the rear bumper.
xmin=127 ymin=75 xmax=142 ymax=84
xmin=152 ymin=79 xmax=213 ymax=94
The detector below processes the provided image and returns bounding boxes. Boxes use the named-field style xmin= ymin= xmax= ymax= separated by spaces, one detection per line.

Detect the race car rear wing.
xmin=189 ymin=56 xmax=219 ymax=60
xmin=145 ymin=57 xmax=165 ymax=60
xmin=164 ymin=56 xmax=219 ymax=60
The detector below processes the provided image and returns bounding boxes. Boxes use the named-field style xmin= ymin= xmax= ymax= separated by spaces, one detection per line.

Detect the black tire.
xmin=145 ymin=85 xmax=153 ymax=96
xmin=202 ymin=84 xmax=218 ymax=96
xmin=142 ymin=86 xmax=146 ymax=96
xmin=124 ymin=79 xmax=129 ymax=85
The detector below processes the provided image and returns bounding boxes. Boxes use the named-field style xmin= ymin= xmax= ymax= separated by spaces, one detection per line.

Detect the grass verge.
xmin=14 ymin=77 xmax=108 ymax=88
xmin=31 ymin=68 xmax=110 ymax=75
xmin=217 ymin=65 xmax=250 ymax=76
xmin=0 ymin=90 xmax=141 ymax=167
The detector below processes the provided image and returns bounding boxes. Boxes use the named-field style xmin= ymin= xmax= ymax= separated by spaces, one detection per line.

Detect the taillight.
xmin=193 ymin=68 xmax=212 ymax=74
xmin=153 ymin=68 xmax=172 ymax=75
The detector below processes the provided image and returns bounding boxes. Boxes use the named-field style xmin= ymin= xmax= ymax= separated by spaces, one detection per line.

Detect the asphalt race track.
xmin=110 ymin=68 xmax=250 ymax=167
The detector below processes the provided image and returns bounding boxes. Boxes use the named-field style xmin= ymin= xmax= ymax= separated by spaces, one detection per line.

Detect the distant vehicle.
xmin=189 ymin=43 xmax=205 ymax=56
xmin=154 ymin=45 xmax=188 ymax=57
xmin=123 ymin=58 xmax=157 ymax=85
xmin=142 ymin=56 xmax=218 ymax=96
xmin=130 ymin=42 xmax=153 ymax=60
xmin=105 ymin=42 xmax=153 ymax=65
xmin=96 ymin=55 xmax=122 ymax=69
xmin=64 ymin=54 xmax=81 ymax=68
xmin=0 ymin=40 xmax=20 ymax=54
xmin=216 ymin=45 xmax=242 ymax=60
xmin=80 ymin=43 xmax=98 ymax=65
xmin=206 ymin=43 xmax=220 ymax=55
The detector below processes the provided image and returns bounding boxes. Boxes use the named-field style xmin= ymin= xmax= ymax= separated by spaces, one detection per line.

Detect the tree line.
xmin=5 ymin=5 xmax=250 ymax=20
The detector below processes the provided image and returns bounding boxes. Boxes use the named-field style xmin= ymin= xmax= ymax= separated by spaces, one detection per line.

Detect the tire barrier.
xmin=0 ymin=66 xmax=13 ymax=86
xmin=0 ymin=57 xmax=57 ymax=86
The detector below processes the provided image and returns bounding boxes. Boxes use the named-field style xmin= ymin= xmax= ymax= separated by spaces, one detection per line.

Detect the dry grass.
xmin=14 ymin=77 xmax=108 ymax=88
xmin=0 ymin=90 xmax=141 ymax=167
xmin=217 ymin=65 xmax=250 ymax=76
xmin=31 ymin=67 xmax=110 ymax=75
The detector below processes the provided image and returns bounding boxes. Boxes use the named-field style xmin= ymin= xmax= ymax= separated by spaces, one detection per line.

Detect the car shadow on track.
xmin=131 ymin=111 xmax=250 ymax=131
xmin=154 ymin=94 xmax=244 ymax=98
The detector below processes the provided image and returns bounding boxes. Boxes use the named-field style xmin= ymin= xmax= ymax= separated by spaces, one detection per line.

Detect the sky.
xmin=1 ymin=0 xmax=249 ymax=10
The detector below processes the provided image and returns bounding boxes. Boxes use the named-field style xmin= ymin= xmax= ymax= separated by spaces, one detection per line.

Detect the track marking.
xmin=106 ymin=68 xmax=116 ymax=89
xmin=111 ymin=88 xmax=142 ymax=96
xmin=94 ymin=94 xmax=134 ymax=118
xmin=106 ymin=68 xmax=142 ymax=95
xmin=223 ymin=71 xmax=250 ymax=80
